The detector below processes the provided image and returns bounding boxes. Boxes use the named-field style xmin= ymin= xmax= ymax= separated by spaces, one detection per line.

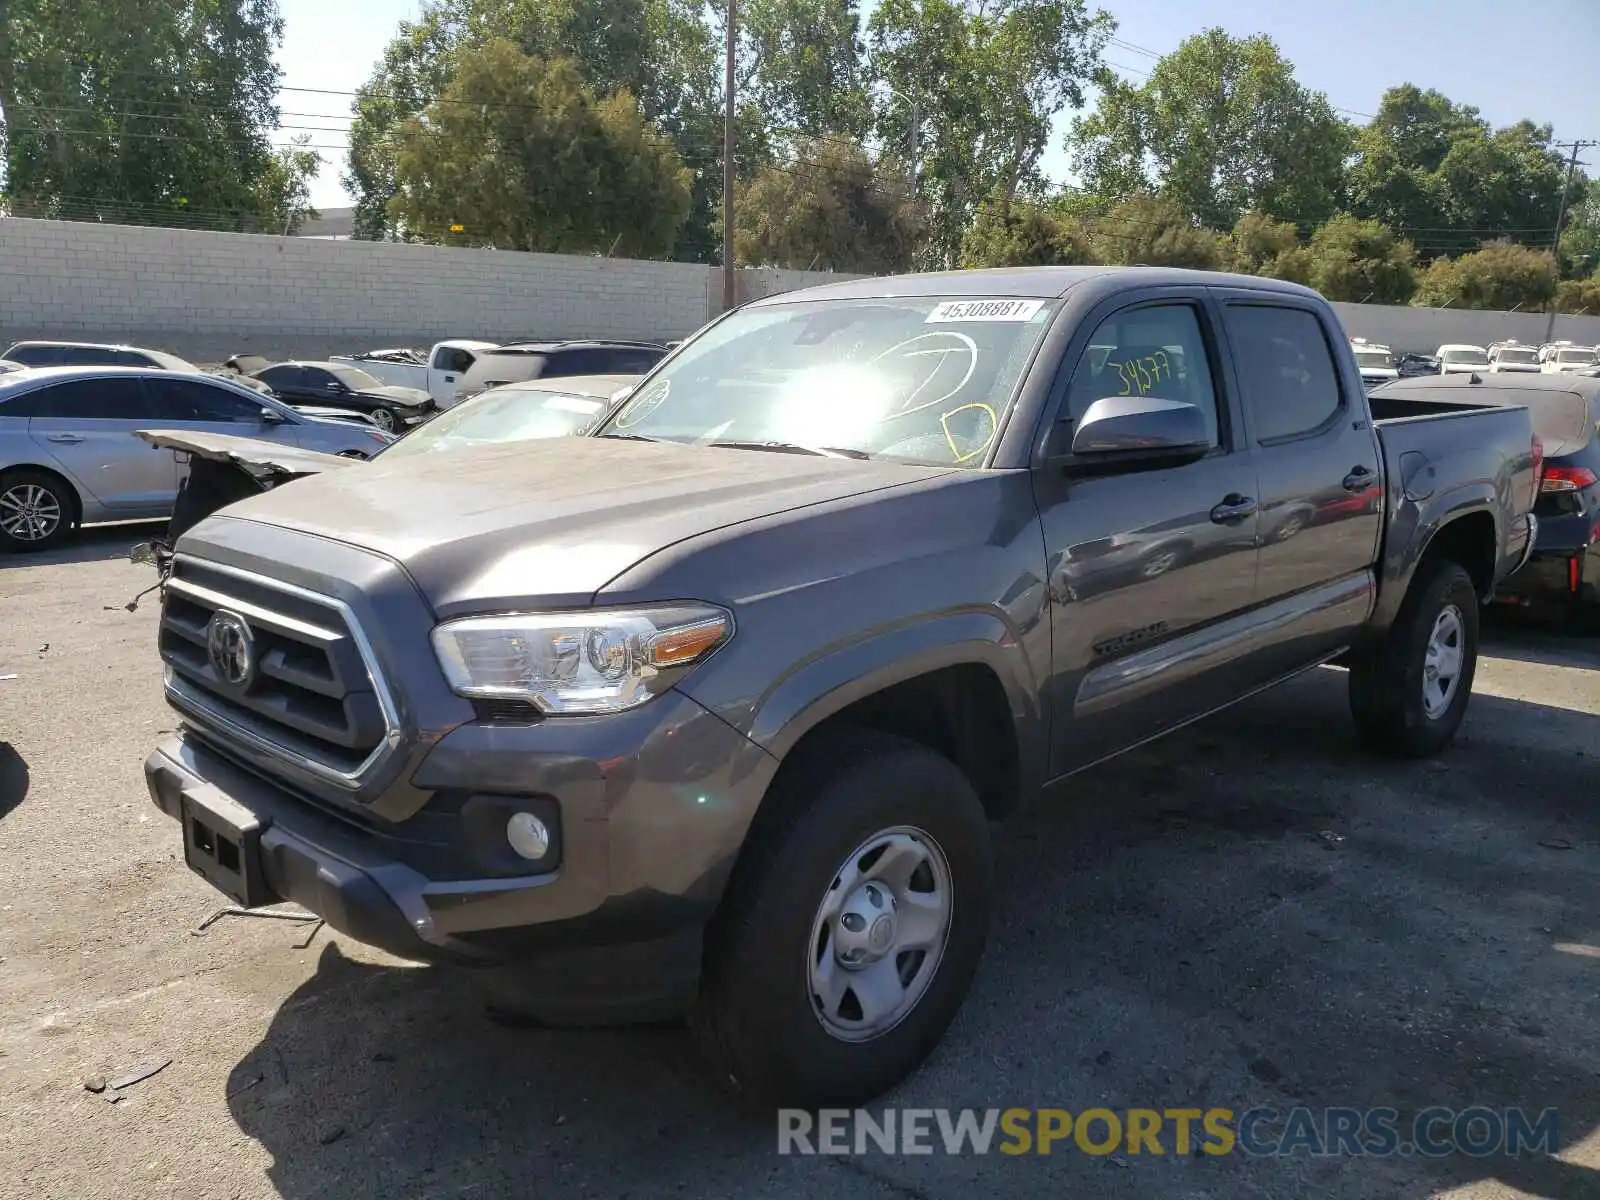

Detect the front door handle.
xmin=1210 ymin=494 xmax=1258 ymax=524
xmin=44 ymin=433 xmax=84 ymax=444
xmin=1342 ymin=465 xmax=1376 ymax=492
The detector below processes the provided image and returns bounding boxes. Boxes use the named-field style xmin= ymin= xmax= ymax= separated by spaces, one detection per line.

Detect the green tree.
xmin=960 ymin=194 xmax=1089 ymax=267
xmin=389 ymin=40 xmax=691 ymax=257
xmin=1088 ymin=193 xmax=1223 ymax=269
xmin=1225 ymin=212 xmax=1300 ymax=272
xmin=1070 ymin=29 xmax=1349 ymax=232
xmin=345 ymin=0 xmax=720 ymax=250
xmin=1555 ymin=274 xmax=1600 ymax=315
xmin=734 ymin=138 xmax=918 ymax=272
xmin=1346 ymin=85 xmax=1583 ymax=260
xmin=867 ymin=0 xmax=1112 ymax=268
xmin=741 ymin=0 xmax=868 ymax=139
xmin=1303 ymin=213 xmax=1417 ymax=304
xmin=252 ymin=135 xmax=321 ymax=234
xmin=0 ymin=0 xmax=284 ymax=228
xmin=1412 ymin=241 xmax=1558 ymax=311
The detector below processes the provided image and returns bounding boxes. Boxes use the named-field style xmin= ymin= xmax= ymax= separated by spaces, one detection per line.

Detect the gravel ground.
xmin=1 ymin=524 xmax=1598 ymax=1200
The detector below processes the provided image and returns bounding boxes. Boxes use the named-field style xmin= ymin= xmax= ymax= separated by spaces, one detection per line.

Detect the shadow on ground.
xmin=227 ymin=670 xmax=1600 ymax=1200
xmin=0 ymin=742 xmax=27 ymax=821
xmin=0 ymin=520 xmax=166 ymax=570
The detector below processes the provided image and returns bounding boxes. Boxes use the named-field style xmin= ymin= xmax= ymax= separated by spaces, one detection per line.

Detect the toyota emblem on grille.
xmin=206 ymin=609 xmax=256 ymax=689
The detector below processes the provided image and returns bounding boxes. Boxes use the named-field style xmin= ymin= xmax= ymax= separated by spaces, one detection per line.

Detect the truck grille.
xmin=158 ymin=557 xmax=398 ymax=788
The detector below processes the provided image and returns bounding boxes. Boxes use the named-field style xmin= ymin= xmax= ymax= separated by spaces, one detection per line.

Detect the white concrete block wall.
xmin=0 ymin=218 xmax=857 ymax=362
xmin=15 ymin=216 xmax=1592 ymax=365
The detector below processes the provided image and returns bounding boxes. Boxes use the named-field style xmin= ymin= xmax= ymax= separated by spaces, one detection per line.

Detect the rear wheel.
xmin=1349 ymin=558 xmax=1479 ymax=757
xmin=690 ymin=730 xmax=992 ymax=1108
xmin=0 ymin=469 xmax=75 ymax=552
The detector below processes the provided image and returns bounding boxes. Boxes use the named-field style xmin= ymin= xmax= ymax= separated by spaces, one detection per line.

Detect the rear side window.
xmin=5 ymin=345 xmax=65 ymax=366
xmin=256 ymin=365 xmax=303 ymax=390
xmin=609 ymin=348 xmax=667 ymax=374
xmin=1225 ymin=306 xmax=1344 ymax=443
xmin=6 ymin=378 xmax=151 ymax=419
xmin=145 ymin=378 xmax=263 ymax=422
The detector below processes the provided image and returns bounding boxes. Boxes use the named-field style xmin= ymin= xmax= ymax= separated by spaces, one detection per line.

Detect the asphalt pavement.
xmin=1 ymin=523 xmax=1598 ymax=1200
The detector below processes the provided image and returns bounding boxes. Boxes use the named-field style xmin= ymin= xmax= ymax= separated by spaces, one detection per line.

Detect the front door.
xmin=1035 ymin=294 xmax=1262 ymax=774
xmin=25 ymin=376 xmax=175 ymax=512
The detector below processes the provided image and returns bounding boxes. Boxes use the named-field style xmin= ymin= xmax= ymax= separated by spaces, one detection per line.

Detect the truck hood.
xmin=208 ymin=436 xmax=957 ymax=615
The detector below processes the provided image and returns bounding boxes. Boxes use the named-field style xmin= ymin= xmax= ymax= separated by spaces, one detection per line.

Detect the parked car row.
xmin=0 ymin=365 xmax=393 ymax=550
xmin=1346 ymin=337 xmax=1600 ymax=389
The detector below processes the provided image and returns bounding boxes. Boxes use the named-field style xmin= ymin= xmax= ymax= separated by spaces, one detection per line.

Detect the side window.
xmin=615 ymin=349 xmax=665 ymax=374
xmin=20 ymin=378 xmax=152 ymax=419
xmin=1225 ymin=306 xmax=1343 ymax=443
xmin=63 ymin=347 xmax=124 ymax=366
xmin=257 ymin=365 xmax=302 ymax=390
xmin=433 ymin=347 xmax=475 ymax=373
xmin=145 ymin=379 xmax=261 ymax=422
xmin=1064 ymin=303 xmax=1222 ymax=447
xmin=7 ymin=345 xmax=62 ymax=366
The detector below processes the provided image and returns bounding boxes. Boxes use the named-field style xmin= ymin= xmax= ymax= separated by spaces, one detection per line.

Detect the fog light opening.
xmin=506 ymin=812 xmax=552 ymax=861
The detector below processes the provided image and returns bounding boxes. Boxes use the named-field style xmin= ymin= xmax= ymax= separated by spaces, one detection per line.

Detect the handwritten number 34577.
xmin=1114 ymin=350 xmax=1171 ymax=396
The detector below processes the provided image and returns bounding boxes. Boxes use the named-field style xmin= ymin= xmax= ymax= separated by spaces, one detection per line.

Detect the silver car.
xmin=0 ymin=366 xmax=393 ymax=551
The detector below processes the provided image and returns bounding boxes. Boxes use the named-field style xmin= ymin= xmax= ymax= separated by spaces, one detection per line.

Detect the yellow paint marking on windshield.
xmin=940 ymin=402 xmax=998 ymax=463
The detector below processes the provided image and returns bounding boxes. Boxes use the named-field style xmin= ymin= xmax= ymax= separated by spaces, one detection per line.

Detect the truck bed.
xmin=1364 ymin=393 xmax=1537 ymax=627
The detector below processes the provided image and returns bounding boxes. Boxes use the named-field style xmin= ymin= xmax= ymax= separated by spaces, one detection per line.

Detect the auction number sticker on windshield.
xmin=925 ymin=299 xmax=1045 ymax=323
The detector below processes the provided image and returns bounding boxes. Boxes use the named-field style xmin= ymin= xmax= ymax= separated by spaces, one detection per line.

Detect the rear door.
xmin=23 ymin=376 xmax=175 ymax=512
xmin=1035 ymin=288 xmax=1263 ymax=772
xmin=1213 ymin=293 xmax=1383 ymax=670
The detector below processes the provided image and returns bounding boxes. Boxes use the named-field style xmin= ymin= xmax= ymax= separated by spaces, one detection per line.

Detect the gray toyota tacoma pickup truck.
xmin=146 ymin=267 xmax=1539 ymax=1106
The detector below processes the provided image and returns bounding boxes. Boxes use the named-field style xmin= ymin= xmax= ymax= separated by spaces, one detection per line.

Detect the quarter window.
xmin=1225 ymin=306 xmax=1343 ymax=442
xmin=1065 ymin=303 xmax=1222 ymax=448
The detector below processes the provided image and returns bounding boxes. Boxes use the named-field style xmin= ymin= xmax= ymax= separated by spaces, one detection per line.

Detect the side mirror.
xmin=259 ymin=406 xmax=287 ymax=424
xmin=1065 ymin=396 xmax=1212 ymax=463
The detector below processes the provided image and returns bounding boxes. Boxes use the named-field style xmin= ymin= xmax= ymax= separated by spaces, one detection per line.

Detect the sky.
xmin=276 ymin=0 xmax=1600 ymax=212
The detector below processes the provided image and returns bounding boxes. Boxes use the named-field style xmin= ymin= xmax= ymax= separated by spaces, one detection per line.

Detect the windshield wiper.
xmin=595 ymin=431 xmax=666 ymax=443
xmin=706 ymin=440 xmax=874 ymax=460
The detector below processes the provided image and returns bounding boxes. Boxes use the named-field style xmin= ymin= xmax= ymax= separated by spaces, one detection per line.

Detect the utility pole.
xmin=721 ymin=0 xmax=738 ymax=312
xmin=1544 ymin=138 xmax=1595 ymax=343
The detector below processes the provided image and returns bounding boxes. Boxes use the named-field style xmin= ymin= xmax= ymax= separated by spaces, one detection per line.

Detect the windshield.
xmin=1354 ymin=350 xmax=1393 ymax=369
xmin=330 ymin=365 xmax=383 ymax=390
xmin=1496 ymin=348 xmax=1538 ymax=364
xmin=593 ymin=296 xmax=1059 ymax=464
xmin=1557 ymin=348 xmax=1597 ymax=365
xmin=1441 ymin=348 xmax=1488 ymax=365
xmin=376 ymin=385 xmax=616 ymax=460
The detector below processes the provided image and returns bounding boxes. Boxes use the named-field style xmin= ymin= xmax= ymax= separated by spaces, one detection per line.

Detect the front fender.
xmin=706 ymin=606 xmax=1050 ymax=804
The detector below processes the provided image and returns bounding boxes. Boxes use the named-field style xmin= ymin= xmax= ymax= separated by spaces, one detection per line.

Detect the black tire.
xmin=1349 ymin=558 xmax=1479 ymax=757
xmin=0 ymin=468 xmax=76 ymax=553
xmin=690 ymin=729 xmax=992 ymax=1108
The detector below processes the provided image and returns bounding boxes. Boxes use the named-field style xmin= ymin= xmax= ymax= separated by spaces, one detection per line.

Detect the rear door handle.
xmin=44 ymin=433 xmax=84 ymax=444
xmin=1342 ymin=465 xmax=1376 ymax=491
xmin=1210 ymin=494 xmax=1258 ymax=524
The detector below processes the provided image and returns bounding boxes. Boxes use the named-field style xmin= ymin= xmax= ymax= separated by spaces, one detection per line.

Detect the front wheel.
xmin=367 ymin=407 xmax=396 ymax=433
xmin=691 ymin=731 xmax=992 ymax=1108
xmin=1349 ymin=558 xmax=1479 ymax=757
xmin=0 ymin=469 xmax=75 ymax=552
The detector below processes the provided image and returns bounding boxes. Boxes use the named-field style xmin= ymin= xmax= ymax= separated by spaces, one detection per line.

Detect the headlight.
xmin=431 ymin=604 xmax=733 ymax=715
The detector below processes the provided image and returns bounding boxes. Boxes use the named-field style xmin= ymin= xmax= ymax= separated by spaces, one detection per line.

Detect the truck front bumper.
xmin=146 ymin=688 xmax=778 ymax=971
